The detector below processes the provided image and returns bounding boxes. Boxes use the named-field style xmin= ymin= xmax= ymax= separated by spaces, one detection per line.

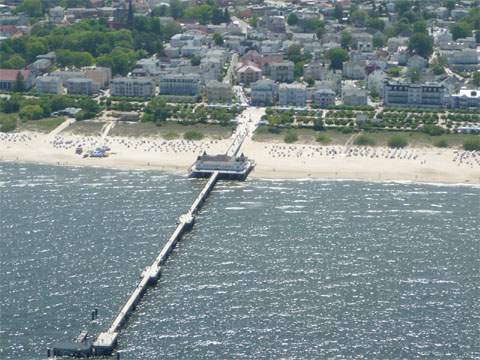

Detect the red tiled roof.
xmin=0 ymin=69 xmax=30 ymax=81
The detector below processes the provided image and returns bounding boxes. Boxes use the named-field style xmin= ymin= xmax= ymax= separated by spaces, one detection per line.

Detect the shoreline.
xmin=2 ymin=157 xmax=479 ymax=188
xmin=3 ymin=158 xmax=480 ymax=188
xmin=1 ymin=131 xmax=479 ymax=186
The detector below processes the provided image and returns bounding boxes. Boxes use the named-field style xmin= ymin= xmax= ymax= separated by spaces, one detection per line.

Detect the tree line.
xmin=0 ymin=18 xmax=181 ymax=75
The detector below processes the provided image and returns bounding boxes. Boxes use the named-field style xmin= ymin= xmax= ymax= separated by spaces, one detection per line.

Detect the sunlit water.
xmin=1 ymin=163 xmax=479 ymax=359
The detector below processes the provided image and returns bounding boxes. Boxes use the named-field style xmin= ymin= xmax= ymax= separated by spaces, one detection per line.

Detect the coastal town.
xmin=0 ymin=0 xmax=479 ymax=183
xmin=1 ymin=2 xmax=480 ymax=359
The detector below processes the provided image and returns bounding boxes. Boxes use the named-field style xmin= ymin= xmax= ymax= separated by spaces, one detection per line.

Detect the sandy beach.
xmin=1 ymin=131 xmax=479 ymax=185
xmin=243 ymin=140 xmax=480 ymax=184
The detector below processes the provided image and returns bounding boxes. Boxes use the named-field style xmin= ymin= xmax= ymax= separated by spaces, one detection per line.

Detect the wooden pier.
xmin=51 ymin=172 xmax=219 ymax=357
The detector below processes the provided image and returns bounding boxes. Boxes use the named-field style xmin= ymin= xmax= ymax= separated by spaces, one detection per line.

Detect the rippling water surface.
xmin=1 ymin=163 xmax=479 ymax=359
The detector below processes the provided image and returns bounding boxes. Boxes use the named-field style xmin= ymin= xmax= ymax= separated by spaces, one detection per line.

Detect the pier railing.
xmin=98 ymin=171 xmax=219 ymax=353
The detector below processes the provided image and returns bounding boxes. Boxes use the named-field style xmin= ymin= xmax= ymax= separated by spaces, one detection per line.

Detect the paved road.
xmin=223 ymin=53 xmax=238 ymax=85
xmin=233 ymin=85 xmax=248 ymax=106
xmin=48 ymin=117 xmax=76 ymax=138
xmin=100 ymin=121 xmax=116 ymax=142
xmin=227 ymin=106 xmax=266 ymax=156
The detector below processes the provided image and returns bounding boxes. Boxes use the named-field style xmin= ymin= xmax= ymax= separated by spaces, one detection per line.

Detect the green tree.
xmin=19 ymin=104 xmax=43 ymax=120
xmin=412 ymin=20 xmax=427 ymax=34
xmin=2 ymin=54 xmax=26 ymax=69
xmin=49 ymin=95 xmax=75 ymax=112
xmin=387 ymin=67 xmax=402 ymax=77
xmin=169 ymin=0 xmax=184 ymax=18
xmin=407 ymin=67 xmax=422 ymax=82
xmin=334 ymin=4 xmax=343 ymax=21
xmin=304 ymin=76 xmax=315 ymax=87
xmin=287 ymin=13 xmax=299 ymax=26
xmin=223 ymin=8 xmax=230 ymax=23
xmin=392 ymin=18 xmax=413 ymax=36
xmin=56 ymin=50 xmax=94 ymax=67
xmin=444 ymin=0 xmax=456 ymax=12
xmin=431 ymin=56 xmax=447 ymax=75
xmin=143 ymin=98 xmax=171 ymax=123
xmin=127 ymin=0 xmax=134 ymax=29
xmin=303 ymin=18 xmax=325 ymax=37
xmin=286 ymin=44 xmax=302 ymax=62
xmin=17 ymin=0 xmax=43 ymax=18
xmin=313 ymin=118 xmax=325 ymax=131
xmin=472 ymin=71 xmax=480 ymax=87
xmin=294 ymin=61 xmax=305 ymax=78
xmin=1 ymin=94 xmax=21 ymax=113
xmin=450 ymin=22 xmax=473 ymax=40
xmin=25 ymin=39 xmax=47 ymax=61
xmin=13 ymin=72 xmax=26 ymax=92
xmin=395 ymin=0 xmax=412 ymax=16
xmin=366 ymin=18 xmax=385 ymax=31
xmin=211 ymin=7 xmax=224 ymax=25
xmin=351 ymin=9 xmax=368 ymax=27
xmin=97 ymin=48 xmax=137 ymax=75
xmin=213 ymin=33 xmax=223 ymax=46
xmin=408 ymin=32 xmax=433 ymax=58
xmin=183 ymin=4 xmax=213 ymax=25
xmin=326 ymin=47 xmax=349 ymax=70
xmin=162 ymin=21 xmax=182 ymax=39
xmin=190 ymin=55 xmax=201 ymax=66
xmin=373 ymin=34 xmax=386 ymax=48
xmin=152 ymin=5 xmax=169 ymax=17
xmin=340 ymin=30 xmax=352 ymax=49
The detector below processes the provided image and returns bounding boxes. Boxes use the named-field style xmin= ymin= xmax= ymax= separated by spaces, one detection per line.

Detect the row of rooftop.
xmin=0 ymin=0 xmax=479 ymax=111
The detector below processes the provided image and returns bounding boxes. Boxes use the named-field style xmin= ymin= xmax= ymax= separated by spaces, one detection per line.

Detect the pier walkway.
xmin=51 ymin=171 xmax=219 ymax=357
xmin=93 ymin=171 xmax=219 ymax=355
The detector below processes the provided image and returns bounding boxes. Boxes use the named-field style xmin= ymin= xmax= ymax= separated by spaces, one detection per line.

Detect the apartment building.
xmin=278 ymin=83 xmax=307 ymax=107
xmin=36 ymin=76 xmax=63 ymax=94
xmin=251 ymin=79 xmax=278 ymax=106
xmin=313 ymin=88 xmax=336 ymax=108
xmin=205 ymin=80 xmax=232 ymax=103
xmin=450 ymin=89 xmax=480 ymax=109
xmin=159 ymin=74 xmax=200 ymax=96
xmin=111 ymin=77 xmax=155 ymax=97
xmin=65 ymin=78 xmax=96 ymax=95
xmin=383 ymin=81 xmax=447 ymax=108
xmin=270 ymin=61 xmax=294 ymax=83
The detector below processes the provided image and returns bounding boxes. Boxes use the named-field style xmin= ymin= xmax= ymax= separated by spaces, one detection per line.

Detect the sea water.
xmin=1 ymin=163 xmax=479 ymax=359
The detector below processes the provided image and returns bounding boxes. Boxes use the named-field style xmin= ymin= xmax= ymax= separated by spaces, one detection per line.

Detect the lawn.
xmin=252 ymin=126 xmax=479 ymax=149
xmin=17 ymin=117 xmax=66 ymax=133
xmin=63 ymin=121 xmax=105 ymax=136
xmin=109 ymin=121 xmax=234 ymax=140
xmin=362 ymin=131 xmax=478 ymax=148
xmin=0 ymin=113 xmax=17 ymax=132
xmin=253 ymin=126 xmax=353 ymax=145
